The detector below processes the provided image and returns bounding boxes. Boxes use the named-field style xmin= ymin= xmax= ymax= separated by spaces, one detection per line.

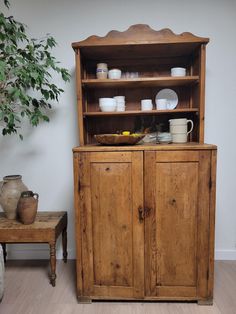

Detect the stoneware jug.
xmin=0 ymin=175 xmax=28 ymax=219
xmin=17 ymin=191 xmax=39 ymax=224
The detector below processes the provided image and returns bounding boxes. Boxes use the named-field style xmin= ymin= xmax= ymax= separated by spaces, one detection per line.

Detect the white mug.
xmin=156 ymin=98 xmax=167 ymax=110
xmin=114 ymin=96 xmax=125 ymax=102
xmin=171 ymin=67 xmax=186 ymax=77
xmin=141 ymin=99 xmax=153 ymax=111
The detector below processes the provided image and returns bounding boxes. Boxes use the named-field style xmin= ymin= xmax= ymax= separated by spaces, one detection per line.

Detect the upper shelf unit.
xmin=72 ymin=24 xmax=209 ymax=145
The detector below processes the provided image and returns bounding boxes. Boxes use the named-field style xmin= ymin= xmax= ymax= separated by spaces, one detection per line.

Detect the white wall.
xmin=0 ymin=0 xmax=235 ymax=260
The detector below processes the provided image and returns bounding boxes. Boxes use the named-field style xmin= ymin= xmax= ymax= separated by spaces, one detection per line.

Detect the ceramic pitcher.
xmin=17 ymin=191 xmax=39 ymax=224
xmin=169 ymin=118 xmax=194 ymax=143
xmin=0 ymin=175 xmax=28 ymax=219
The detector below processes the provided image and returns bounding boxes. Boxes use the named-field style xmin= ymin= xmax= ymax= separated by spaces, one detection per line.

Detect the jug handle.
xmin=33 ymin=193 xmax=39 ymax=200
xmin=187 ymin=120 xmax=194 ymax=134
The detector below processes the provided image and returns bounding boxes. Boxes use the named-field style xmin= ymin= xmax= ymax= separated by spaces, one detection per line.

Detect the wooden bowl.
xmin=94 ymin=134 xmax=145 ymax=145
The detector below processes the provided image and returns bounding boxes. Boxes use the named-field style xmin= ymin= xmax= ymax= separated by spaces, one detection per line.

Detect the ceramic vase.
xmin=17 ymin=191 xmax=39 ymax=224
xmin=0 ymin=175 xmax=28 ymax=219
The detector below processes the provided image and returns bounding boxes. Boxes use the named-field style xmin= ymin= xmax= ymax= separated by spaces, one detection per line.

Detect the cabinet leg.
xmin=49 ymin=242 xmax=57 ymax=287
xmin=62 ymin=228 xmax=68 ymax=263
xmin=1 ymin=243 xmax=7 ymax=263
xmin=198 ymin=298 xmax=213 ymax=305
xmin=77 ymin=296 xmax=92 ymax=304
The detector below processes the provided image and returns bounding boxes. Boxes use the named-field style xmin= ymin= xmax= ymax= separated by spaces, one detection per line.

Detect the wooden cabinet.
xmin=73 ymin=145 xmax=216 ymax=303
xmin=72 ymin=25 xmax=217 ymax=304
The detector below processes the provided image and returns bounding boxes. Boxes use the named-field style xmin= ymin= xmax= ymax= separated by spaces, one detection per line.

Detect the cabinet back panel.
xmin=91 ymin=163 xmax=133 ymax=287
xmin=84 ymin=56 xmax=193 ymax=80
xmin=86 ymin=86 xmax=190 ymax=112
xmin=86 ymin=112 xmax=197 ymax=144
xmin=155 ymin=162 xmax=198 ymax=287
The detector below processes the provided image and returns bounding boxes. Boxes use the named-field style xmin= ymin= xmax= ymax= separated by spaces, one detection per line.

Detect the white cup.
xmin=116 ymin=105 xmax=126 ymax=112
xmin=108 ymin=69 xmax=122 ymax=79
xmin=114 ymin=96 xmax=125 ymax=102
xmin=156 ymin=98 xmax=167 ymax=110
xmin=141 ymin=99 xmax=153 ymax=111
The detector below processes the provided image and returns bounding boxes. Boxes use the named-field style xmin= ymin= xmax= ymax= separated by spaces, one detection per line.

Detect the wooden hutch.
xmin=72 ymin=25 xmax=217 ymax=304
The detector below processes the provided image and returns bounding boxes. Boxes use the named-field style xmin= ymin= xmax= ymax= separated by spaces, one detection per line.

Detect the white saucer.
xmin=155 ymin=89 xmax=178 ymax=110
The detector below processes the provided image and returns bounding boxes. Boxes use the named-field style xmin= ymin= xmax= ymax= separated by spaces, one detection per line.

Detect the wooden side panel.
xmin=79 ymin=152 xmax=94 ymax=295
xmin=73 ymin=152 xmax=83 ymax=296
xmin=199 ymin=44 xmax=206 ymax=143
xmin=208 ymin=150 xmax=217 ymax=299
xmin=156 ymin=161 xmax=198 ymax=287
xmin=75 ymin=50 xmax=85 ymax=145
xmin=197 ymin=150 xmax=211 ymax=299
xmin=78 ymin=151 xmax=144 ymax=298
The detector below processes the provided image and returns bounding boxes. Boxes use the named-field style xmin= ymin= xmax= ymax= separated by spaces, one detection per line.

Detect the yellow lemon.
xmin=122 ymin=131 xmax=130 ymax=135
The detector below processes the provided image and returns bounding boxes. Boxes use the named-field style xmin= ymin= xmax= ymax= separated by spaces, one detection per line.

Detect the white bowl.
xmin=108 ymin=69 xmax=122 ymax=79
xmin=99 ymin=98 xmax=116 ymax=112
xmin=171 ymin=67 xmax=186 ymax=77
xmin=99 ymin=105 xmax=117 ymax=112
xmin=99 ymin=98 xmax=116 ymax=106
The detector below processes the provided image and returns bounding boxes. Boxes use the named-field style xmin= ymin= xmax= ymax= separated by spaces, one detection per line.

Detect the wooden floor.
xmin=0 ymin=260 xmax=235 ymax=314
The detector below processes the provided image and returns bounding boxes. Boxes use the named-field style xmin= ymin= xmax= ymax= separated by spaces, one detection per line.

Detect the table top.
xmin=0 ymin=211 xmax=67 ymax=230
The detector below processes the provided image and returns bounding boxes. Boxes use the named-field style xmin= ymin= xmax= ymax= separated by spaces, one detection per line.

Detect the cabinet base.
xmin=77 ymin=297 xmax=92 ymax=304
xmin=197 ymin=299 xmax=213 ymax=306
xmin=77 ymin=295 xmax=213 ymax=305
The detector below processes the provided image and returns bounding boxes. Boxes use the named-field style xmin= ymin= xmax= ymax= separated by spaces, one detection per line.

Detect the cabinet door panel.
xmin=145 ymin=150 xmax=211 ymax=299
xmin=156 ymin=162 xmax=198 ymax=287
xmin=78 ymin=151 xmax=144 ymax=299
xmin=91 ymin=162 xmax=133 ymax=287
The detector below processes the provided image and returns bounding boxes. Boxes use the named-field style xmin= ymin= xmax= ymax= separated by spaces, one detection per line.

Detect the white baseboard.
xmin=5 ymin=245 xmax=76 ymax=260
xmin=215 ymin=250 xmax=236 ymax=260
xmin=3 ymin=247 xmax=236 ymax=261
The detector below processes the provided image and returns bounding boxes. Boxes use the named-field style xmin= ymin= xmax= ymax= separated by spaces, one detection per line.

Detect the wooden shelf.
xmin=83 ymin=108 xmax=198 ymax=117
xmin=82 ymin=76 xmax=199 ymax=88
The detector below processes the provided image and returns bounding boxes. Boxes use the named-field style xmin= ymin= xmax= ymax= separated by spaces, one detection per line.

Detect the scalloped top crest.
xmin=72 ymin=24 xmax=209 ymax=49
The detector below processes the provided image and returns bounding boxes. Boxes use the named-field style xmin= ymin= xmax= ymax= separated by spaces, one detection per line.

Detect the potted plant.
xmin=0 ymin=0 xmax=70 ymax=139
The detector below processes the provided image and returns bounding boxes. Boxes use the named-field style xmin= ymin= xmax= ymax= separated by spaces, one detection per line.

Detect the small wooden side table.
xmin=0 ymin=211 xmax=67 ymax=287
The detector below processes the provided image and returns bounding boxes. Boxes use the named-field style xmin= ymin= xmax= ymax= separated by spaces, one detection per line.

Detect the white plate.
xmin=155 ymin=89 xmax=178 ymax=110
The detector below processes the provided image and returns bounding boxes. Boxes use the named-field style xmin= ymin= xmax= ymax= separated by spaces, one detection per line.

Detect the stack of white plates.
xmin=157 ymin=132 xmax=172 ymax=144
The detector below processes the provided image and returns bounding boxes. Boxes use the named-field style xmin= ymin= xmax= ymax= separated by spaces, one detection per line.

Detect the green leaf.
xmin=0 ymin=8 xmax=70 ymax=138
xmin=4 ymin=0 xmax=10 ymax=9
xmin=42 ymin=115 xmax=50 ymax=122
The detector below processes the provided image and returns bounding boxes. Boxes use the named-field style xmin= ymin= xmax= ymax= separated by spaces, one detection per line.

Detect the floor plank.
xmin=1 ymin=260 xmax=235 ymax=314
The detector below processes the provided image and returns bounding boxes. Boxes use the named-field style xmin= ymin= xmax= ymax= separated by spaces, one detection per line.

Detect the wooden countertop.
xmin=73 ymin=142 xmax=217 ymax=152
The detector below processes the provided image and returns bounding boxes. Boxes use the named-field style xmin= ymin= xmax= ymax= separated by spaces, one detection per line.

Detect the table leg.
xmin=1 ymin=243 xmax=7 ymax=263
xmin=62 ymin=228 xmax=68 ymax=263
xmin=49 ymin=242 xmax=56 ymax=287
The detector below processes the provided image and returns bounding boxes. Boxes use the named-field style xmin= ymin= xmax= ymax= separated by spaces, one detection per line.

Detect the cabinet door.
xmin=144 ymin=150 xmax=212 ymax=299
xmin=76 ymin=151 xmax=144 ymax=299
